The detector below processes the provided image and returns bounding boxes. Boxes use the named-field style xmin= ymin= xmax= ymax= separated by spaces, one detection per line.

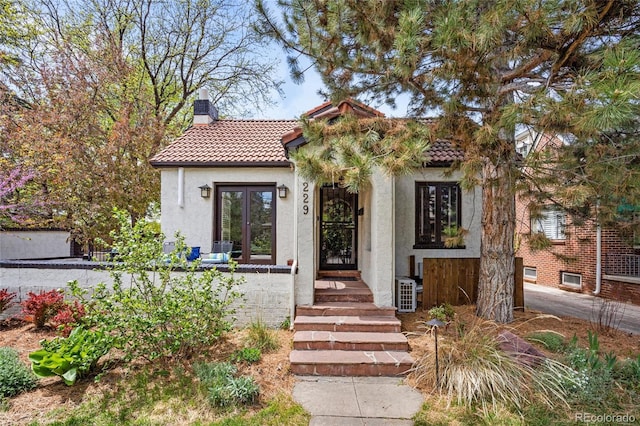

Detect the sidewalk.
xmin=524 ymin=283 xmax=640 ymax=335
xmin=293 ymin=376 xmax=423 ymax=425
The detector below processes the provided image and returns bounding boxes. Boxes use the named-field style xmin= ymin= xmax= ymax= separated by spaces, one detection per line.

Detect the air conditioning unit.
xmin=395 ymin=277 xmax=417 ymax=313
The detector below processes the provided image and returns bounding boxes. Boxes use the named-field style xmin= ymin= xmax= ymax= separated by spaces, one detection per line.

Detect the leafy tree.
xmin=257 ymin=0 xmax=640 ymax=322
xmin=0 ymin=0 xmax=281 ymax=243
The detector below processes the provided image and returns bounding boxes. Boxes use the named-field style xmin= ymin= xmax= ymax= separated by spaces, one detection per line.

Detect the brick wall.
xmin=516 ymin=197 xmax=640 ymax=304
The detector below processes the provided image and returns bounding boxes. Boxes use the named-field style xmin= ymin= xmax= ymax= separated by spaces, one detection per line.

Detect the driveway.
xmin=524 ymin=283 xmax=640 ymax=335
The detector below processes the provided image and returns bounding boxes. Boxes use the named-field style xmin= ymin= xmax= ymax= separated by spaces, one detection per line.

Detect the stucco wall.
xmin=0 ymin=231 xmax=71 ymax=260
xmin=292 ymin=175 xmax=315 ymax=306
xmin=0 ymin=265 xmax=292 ymax=327
xmin=159 ymin=167 xmax=295 ymax=265
xmin=359 ymin=171 xmax=395 ymax=307
xmin=394 ymin=169 xmax=483 ymax=278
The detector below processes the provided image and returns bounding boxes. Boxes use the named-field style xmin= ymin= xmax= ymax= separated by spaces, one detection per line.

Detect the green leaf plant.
xmin=70 ymin=209 xmax=245 ymax=362
xmin=29 ymin=327 xmax=113 ymax=386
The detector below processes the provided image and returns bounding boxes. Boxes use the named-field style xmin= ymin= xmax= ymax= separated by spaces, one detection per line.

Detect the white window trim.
xmin=532 ymin=207 xmax=566 ymax=240
xmin=561 ymin=272 xmax=582 ymax=289
xmin=523 ymin=266 xmax=537 ymax=282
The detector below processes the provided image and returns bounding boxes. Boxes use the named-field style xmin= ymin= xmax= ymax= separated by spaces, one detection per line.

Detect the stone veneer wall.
xmin=0 ymin=261 xmax=293 ymax=327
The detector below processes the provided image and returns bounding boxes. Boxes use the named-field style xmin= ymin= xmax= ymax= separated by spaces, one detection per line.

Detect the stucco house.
xmin=515 ymin=130 xmax=640 ymax=305
xmin=149 ymin=93 xmax=483 ymax=322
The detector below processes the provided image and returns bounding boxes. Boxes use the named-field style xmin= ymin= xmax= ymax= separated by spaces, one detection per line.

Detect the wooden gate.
xmin=421 ymin=257 xmax=524 ymax=309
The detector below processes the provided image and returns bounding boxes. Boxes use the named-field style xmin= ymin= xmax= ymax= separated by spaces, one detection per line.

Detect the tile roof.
xmin=150 ymin=103 xmax=464 ymax=167
xmin=426 ymin=140 xmax=465 ymax=165
xmin=150 ymin=120 xmax=298 ymax=167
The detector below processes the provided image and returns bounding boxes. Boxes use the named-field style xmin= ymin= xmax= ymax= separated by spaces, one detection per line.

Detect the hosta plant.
xmin=29 ymin=327 xmax=113 ymax=385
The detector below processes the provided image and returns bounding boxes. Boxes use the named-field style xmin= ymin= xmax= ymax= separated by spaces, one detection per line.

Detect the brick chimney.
xmin=193 ymin=88 xmax=218 ymax=125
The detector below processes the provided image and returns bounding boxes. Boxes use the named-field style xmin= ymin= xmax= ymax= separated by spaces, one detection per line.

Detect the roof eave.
xmin=150 ymin=160 xmax=292 ymax=168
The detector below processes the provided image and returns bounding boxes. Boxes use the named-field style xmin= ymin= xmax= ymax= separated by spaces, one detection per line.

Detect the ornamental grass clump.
xmin=410 ymin=316 xmax=575 ymax=414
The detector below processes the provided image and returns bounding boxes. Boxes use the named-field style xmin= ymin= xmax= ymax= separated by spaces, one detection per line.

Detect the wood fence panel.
xmin=514 ymin=257 xmax=524 ymax=311
xmin=421 ymin=257 xmax=523 ymax=310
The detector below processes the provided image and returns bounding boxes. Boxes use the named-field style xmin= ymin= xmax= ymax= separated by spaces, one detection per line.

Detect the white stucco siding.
xmin=159 ymin=167 xmax=295 ymax=265
xmin=0 ymin=266 xmax=291 ymax=327
xmin=0 ymin=231 xmax=71 ymax=260
xmin=359 ymin=170 xmax=395 ymax=307
xmin=292 ymin=175 xmax=316 ymax=306
xmin=394 ymin=169 xmax=483 ymax=277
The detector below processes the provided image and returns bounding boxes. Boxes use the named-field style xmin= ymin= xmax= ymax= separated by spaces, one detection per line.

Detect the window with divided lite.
xmin=216 ymin=185 xmax=275 ymax=264
xmin=415 ymin=182 xmax=461 ymax=248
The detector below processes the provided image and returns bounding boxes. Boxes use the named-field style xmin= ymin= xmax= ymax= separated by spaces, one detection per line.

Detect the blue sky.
xmin=259 ymin=55 xmax=411 ymax=120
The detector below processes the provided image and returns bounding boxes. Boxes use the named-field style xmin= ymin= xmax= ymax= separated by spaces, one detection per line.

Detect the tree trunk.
xmin=476 ymin=156 xmax=516 ymax=323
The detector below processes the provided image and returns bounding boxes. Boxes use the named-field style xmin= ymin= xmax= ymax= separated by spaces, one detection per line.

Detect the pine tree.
xmin=257 ymin=0 xmax=640 ymax=323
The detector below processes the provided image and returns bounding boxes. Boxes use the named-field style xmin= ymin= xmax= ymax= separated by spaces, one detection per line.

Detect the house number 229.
xmin=302 ymin=182 xmax=309 ymax=215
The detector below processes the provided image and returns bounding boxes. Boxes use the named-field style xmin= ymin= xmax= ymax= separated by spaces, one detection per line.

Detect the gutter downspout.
xmin=177 ymin=167 xmax=185 ymax=208
xmin=594 ymin=222 xmax=602 ymax=295
xmin=594 ymin=201 xmax=602 ymax=295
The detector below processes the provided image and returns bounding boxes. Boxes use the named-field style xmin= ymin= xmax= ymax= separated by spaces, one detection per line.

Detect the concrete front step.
xmin=314 ymin=290 xmax=374 ymax=303
xmin=296 ymin=302 xmax=397 ymax=317
xmin=293 ymin=330 xmax=409 ymax=351
xmin=317 ymin=270 xmax=362 ymax=279
xmin=294 ymin=315 xmax=401 ymax=333
xmin=290 ymin=349 xmax=414 ymax=376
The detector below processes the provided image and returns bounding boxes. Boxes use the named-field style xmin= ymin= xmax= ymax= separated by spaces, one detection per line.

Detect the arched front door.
xmin=319 ymin=185 xmax=358 ymax=270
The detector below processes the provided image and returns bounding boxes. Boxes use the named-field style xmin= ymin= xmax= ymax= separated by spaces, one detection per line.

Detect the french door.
xmin=216 ymin=185 xmax=275 ymax=264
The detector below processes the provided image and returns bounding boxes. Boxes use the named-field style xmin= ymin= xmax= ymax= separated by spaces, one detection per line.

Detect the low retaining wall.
xmin=0 ymin=260 xmax=293 ymax=327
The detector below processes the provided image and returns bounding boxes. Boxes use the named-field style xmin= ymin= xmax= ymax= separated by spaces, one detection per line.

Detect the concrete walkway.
xmin=524 ymin=283 xmax=640 ymax=335
xmin=293 ymin=376 xmax=423 ymax=425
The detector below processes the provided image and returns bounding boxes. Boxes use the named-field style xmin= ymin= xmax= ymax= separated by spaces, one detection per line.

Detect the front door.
xmin=319 ymin=185 xmax=358 ymax=270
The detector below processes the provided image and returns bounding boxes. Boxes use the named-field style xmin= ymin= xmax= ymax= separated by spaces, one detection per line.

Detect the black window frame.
xmin=414 ymin=182 xmax=462 ymax=249
xmin=215 ymin=184 xmax=276 ymax=265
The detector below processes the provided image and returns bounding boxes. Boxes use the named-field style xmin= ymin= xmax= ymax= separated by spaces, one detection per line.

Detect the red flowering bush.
xmin=21 ymin=290 xmax=65 ymax=328
xmin=50 ymin=300 xmax=86 ymax=336
xmin=0 ymin=288 xmax=16 ymax=314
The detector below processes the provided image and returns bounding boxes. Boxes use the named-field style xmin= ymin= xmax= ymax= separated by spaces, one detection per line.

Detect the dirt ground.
xmin=1 ymin=306 xmax=639 ymax=425
xmin=0 ymin=320 xmax=294 ymax=426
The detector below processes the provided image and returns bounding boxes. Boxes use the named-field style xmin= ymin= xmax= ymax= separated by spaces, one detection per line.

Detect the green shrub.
xmin=0 ymin=347 xmax=38 ymax=398
xmin=279 ymin=316 xmax=291 ymax=330
xmin=194 ymin=361 xmax=259 ymax=407
xmin=563 ymin=331 xmax=621 ymax=408
xmin=613 ymin=355 xmax=640 ymax=391
xmin=427 ymin=303 xmax=455 ymax=323
xmin=246 ymin=318 xmax=279 ymax=353
xmin=70 ymin=209 xmax=245 ymax=361
xmin=29 ymin=327 xmax=113 ymax=385
xmin=230 ymin=347 xmax=261 ymax=364
xmin=526 ymin=331 xmax=567 ymax=353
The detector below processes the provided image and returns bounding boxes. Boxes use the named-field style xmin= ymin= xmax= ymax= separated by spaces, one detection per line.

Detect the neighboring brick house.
xmin=515 ymin=130 xmax=640 ymax=305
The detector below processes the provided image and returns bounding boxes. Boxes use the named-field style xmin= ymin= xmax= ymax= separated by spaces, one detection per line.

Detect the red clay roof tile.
xmin=150 ymin=120 xmax=298 ymax=167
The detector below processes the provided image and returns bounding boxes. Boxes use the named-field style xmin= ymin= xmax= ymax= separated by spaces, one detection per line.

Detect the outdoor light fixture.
xmin=426 ymin=318 xmax=446 ymax=387
xmin=277 ymin=184 xmax=288 ymax=198
xmin=199 ymin=184 xmax=211 ymax=198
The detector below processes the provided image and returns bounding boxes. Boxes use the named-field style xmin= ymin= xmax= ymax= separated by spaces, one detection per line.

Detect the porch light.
xmin=277 ymin=184 xmax=288 ymax=198
xmin=199 ymin=184 xmax=211 ymax=198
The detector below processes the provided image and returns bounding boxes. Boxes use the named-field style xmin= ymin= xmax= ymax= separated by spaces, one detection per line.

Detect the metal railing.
xmin=604 ymin=254 xmax=640 ymax=277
